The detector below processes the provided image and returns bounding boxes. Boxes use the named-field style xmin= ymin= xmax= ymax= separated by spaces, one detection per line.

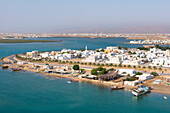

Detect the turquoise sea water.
xmin=0 ymin=37 xmax=170 ymax=113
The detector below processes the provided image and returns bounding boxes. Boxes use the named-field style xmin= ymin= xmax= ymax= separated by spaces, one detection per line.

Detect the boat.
xmin=67 ymin=81 xmax=71 ymax=84
xmin=111 ymin=86 xmax=124 ymax=90
xmin=164 ymin=96 xmax=168 ymax=100
xmin=12 ymin=68 xmax=21 ymax=72
xmin=132 ymin=85 xmax=150 ymax=96
xmin=70 ymin=79 xmax=78 ymax=82
xmin=1 ymin=65 xmax=9 ymax=69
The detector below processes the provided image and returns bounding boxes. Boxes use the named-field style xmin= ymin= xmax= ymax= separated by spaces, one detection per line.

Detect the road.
xmin=5 ymin=55 xmax=170 ymax=76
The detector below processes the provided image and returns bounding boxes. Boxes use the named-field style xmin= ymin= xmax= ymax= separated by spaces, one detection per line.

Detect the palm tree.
xmin=148 ymin=66 xmax=152 ymax=69
xmin=153 ymin=66 xmax=157 ymax=70
xmin=159 ymin=68 xmax=162 ymax=70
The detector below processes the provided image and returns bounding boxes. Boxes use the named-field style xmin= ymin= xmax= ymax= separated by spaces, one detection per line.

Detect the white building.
xmin=136 ymin=74 xmax=154 ymax=81
xmin=106 ymin=56 xmax=121 ymax=64
xmin=124 ymin=80 xmax=142 ymax=86
xmin=122 ymin=60 xmax=139 ymax=65
xmin=118 ymin=69 xmax=136 ymax=76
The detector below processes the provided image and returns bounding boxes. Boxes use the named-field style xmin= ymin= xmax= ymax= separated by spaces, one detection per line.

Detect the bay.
xmin=0 ymin=37 xmax=170 ymax=113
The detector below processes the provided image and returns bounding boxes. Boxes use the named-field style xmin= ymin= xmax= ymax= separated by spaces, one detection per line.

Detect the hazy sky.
xmin=0 ymin=0 xmax=170 ymax=33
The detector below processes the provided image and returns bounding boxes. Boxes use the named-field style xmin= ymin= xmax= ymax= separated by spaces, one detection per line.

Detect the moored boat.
xmin=164 ymin=96 xmax=168 ymax=100
xmin=1 ymin=65 xmax=9 ymax=69
xmin=132 ymin=85 xmax=150 ymax=96
xmin=67 ymin=81 xmax=71 ymax=84
xmin=70 ymin=79 xmax=78 ymax=82
xmin=111 ymin=86 xmax=124 ymax=90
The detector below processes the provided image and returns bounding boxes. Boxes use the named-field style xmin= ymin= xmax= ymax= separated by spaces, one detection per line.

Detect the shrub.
xmin=126 ymin=77 xmax=136 ymax=81
xmin=136 ymin=72 xmax=143 ymax=75
xmin=150 ymin=72 xmax=159 ymax=76
xmin=108 ymin=68 xmax=114 ymax=71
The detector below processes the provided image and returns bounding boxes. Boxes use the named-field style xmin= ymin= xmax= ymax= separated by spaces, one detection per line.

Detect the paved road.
xmin=6 ymin=55 xmax=170 ymax=76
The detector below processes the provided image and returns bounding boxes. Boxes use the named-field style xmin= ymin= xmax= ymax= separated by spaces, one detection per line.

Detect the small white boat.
xmin=67 ymin=81 xmax=71 ymax=84
xmin=164 ymin=96 xmax=168 ymax=100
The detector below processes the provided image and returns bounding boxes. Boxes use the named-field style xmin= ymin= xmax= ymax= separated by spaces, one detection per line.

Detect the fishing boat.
xmin=12 ymin=68 xmax=21 ymax=72
xmin=132 ymin=85 xmax=150 ymax=96
xmin=111 ymin=86 xmax=124 ymax=90
xmin=67 ymin=81 xmax=71 ymax=84
xmin=70 ymin=79 xmax=78 ymax=82
xmin=164 ymin=96 xmax=168 ymax=100
xmin=1 ymin=65 xmax=9 ymax=69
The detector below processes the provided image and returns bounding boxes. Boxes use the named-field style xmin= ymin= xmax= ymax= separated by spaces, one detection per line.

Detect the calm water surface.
xmin=0 ymin=37 xmax=170 ymax=113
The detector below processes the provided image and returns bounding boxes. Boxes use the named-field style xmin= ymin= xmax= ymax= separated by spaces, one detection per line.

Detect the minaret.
xmin=85 ymin=45 xmax=87 ymax=51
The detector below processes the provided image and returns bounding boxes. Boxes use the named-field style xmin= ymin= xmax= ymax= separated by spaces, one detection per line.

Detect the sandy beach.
xmin=1 ymin=56 xmax=170 ymax=96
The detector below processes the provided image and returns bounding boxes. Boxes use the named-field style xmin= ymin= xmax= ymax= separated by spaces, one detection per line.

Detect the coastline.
xmin=0 ymin=39 xmax=62 ymax=43
xmin=1 ymin=55 xmax=170 ymax=96
xmin=124 ymin=42 xmax=170 ymax=45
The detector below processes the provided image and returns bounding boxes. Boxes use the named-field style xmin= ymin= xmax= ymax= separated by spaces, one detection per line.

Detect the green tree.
xmin=91 ymin=69 xmax=98 ymax=75
xmin=153 ymin=66 xmax=157 ymax=69
xmin=118 ymin=46 xmax=122 ymax=49
xmin=73 ymin=65 xmax=79 ymax=70
xmin=89 ymin=62 xmax=92 ymax=65
xmin=148 ymin=66 xmax=152 ymax=69
xmin=159 ymin=68 xmax=162 ymax=70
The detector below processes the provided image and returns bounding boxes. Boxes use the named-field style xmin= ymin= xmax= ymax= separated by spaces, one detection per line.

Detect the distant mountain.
xmin=57 ymin=25 xmax=170 ymax=34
